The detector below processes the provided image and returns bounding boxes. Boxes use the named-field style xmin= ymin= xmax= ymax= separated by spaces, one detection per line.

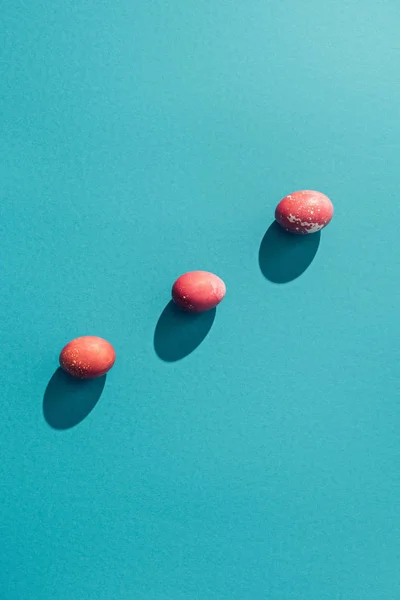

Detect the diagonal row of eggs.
xmin=60 ymin=190 xmax=333 ymax=379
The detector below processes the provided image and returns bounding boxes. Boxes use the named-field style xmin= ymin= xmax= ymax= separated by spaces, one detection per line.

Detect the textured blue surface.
xmin=2 ymin=1 xmax=400 ymax=598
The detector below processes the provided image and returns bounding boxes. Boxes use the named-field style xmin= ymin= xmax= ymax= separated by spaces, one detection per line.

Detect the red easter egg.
xmin=172 ymin=271 xmax=226 ymax=313
xmin=59 ymin=336 xmax=116 ymax=379
xmin=275 ymin=190 xmax=334 ymax=234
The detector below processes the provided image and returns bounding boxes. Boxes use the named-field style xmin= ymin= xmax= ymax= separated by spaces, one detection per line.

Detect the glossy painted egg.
xmin=59 ymin=336 xmax=116 ymax=379
xmin=275 ymin=190 xmax=334 ymax=234
xmin=172 ymin=271 xmax=226 ymax=313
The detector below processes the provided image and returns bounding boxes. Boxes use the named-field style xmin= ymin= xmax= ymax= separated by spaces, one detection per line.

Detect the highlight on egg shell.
xmin=59 ymin=336 xmax=116 ymax=380
xmin=172 ymin=271 xmax=226 ymax=313
xmin=275 ymin=190 xmax=334 ymax=234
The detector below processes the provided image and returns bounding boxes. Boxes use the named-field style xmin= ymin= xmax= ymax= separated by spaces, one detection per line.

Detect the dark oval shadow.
xmin=43 ymin=368 xmax=106 ymax=430
xmin=258 ymin=221 xmax=321 ymax=283
xmin=154 ymin=300 xmax=216 ymax=362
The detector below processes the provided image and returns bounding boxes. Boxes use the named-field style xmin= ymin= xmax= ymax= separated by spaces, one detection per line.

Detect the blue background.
xmin=2 ymin=1 xmax=400 ymax=598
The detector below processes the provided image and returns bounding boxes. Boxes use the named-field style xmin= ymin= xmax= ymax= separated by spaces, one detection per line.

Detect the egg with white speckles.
xmin=59 ymin=336 xmax=116 ymax=379
xmin=275 ymin=190 xmax=334 ymax=234
xmin=172 ymin=271 xmax=226 ymax=313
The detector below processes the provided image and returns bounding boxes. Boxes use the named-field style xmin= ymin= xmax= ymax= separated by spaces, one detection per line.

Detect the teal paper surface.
xmin=1 ymin=1 xmax=399 ymax=598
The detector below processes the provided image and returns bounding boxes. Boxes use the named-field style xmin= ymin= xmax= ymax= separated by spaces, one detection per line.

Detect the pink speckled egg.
xmin=275 ymin=190 xmax=334 ymax=234
xmin=59 ymin=336 xmax=116 ymax=379
xmin=172 ymin=271 xmax=226 ymax=313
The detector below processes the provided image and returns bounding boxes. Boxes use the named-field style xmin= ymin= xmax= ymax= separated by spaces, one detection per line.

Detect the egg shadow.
xmin=154 ymin=300 xmax=216 ymax=362
xmin=43 ymin=368 xmax=106 ymax=430
xmin=258 ymin=221 xmax=321 ymax=283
